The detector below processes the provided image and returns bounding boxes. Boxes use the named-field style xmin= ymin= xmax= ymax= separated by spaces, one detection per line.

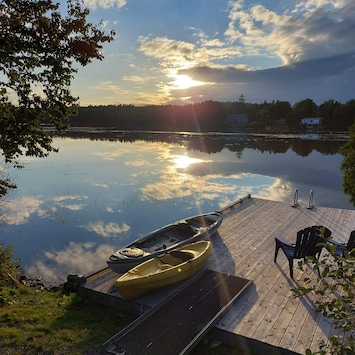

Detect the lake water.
xmin=0 ymin=130 xmax=353 ymax=283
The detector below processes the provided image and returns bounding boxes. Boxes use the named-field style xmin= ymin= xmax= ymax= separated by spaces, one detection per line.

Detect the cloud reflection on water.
xmin=92 ymin=148 xmax=130 ymax=160
xmin=141 ymin=173 xmax=238 ymax=201
xmin=27 ymin=242 xmax=113 ymax=283
xmin=1 ymin=197 xmax=44 ymax=225
xmin=84 ymin=221 xmax=130 ymax=238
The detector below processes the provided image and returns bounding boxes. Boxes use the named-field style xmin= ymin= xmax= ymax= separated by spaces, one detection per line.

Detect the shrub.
xmin=292 ymin=243 xmax=355 ymax=354
xmin=0 ymin=244 xmax=21 ymax=287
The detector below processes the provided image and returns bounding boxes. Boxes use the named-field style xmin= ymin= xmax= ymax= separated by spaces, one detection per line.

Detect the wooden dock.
xmin=78 ymin=196 xmax=355 ymax=354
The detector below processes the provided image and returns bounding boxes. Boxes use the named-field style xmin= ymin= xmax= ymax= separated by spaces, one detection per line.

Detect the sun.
xmin=172 ymin=75 xmax=204 ymax=90
xmin=174 ymin=155 xmax=202 ymax=169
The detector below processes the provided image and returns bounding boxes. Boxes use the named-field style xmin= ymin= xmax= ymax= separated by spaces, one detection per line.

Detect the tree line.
xmin=71 ymin=98 xmax=355 ymax=132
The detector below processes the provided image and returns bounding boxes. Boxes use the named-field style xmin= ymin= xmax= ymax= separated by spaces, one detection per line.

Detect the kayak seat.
xmin=166 ymin=223 xmax=195 ymax=240
xmin=159 ymin=251 xmax=192 ymax=265
xmin=128 ymin=268 xmax=142 ymax=276
xmin=179 ymin=249 xmax=199 ymax=259
xmin=168 ymin=250 xmax=194 ymax=261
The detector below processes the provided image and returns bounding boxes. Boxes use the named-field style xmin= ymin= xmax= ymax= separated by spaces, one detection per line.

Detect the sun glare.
xmin=172 ymin=75 xmax=204 ymax=90
xmin=174 ymin=155 xmax=202 ymax=169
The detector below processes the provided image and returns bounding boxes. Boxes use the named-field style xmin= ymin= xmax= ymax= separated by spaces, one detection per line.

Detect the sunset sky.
xmin=66 ymin=0 xmax=355 ymax=106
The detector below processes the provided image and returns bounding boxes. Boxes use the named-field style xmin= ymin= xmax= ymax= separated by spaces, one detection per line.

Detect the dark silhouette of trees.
xmin=0 ymin=0 xmax=114 ymax=163
xmin=72 ymin=101 xmax=226 ymax=132
xmin=292 ymin=98 xmax=318 ymax=121
xmin=340 ymin=122 xmax=355 ymax=206
xmin=0 ymin=0 xmax=115 ymax=195
xmin=71 ymin=98 xmax=355 ymax=133
xmin=317 ymin=99 xmax=341 ymax=130
xmin=333 ymin=100 xmax=355 ymax=131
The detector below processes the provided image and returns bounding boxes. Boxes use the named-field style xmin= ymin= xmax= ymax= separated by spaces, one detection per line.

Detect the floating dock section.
xmin=103 ymin=270 xmax=251 ymax=354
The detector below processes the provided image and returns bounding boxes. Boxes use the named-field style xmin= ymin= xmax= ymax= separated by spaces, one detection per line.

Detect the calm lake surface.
xmin=0 ymin=130 xmax=353 ymax=283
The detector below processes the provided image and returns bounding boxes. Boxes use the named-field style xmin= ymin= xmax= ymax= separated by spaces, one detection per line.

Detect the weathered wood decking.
xmin=211 ymin=196 xmax=355 ymax=354
xmin=79 ymin=196 xmax=355 ymax=354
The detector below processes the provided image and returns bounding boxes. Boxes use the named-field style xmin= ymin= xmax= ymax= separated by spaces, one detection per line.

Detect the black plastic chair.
xmin=274 ymin=226 xmax=331 ymax=279
xmin=329 ymin=230 xmax=355 ymax=257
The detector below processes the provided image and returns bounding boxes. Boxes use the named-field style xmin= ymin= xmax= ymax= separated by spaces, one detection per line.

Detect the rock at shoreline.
xmin=19 ymin=274 xmax=62 ymax=292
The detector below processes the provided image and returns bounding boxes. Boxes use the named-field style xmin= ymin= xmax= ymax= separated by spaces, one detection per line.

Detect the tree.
xmin=340 ymin=122 xmax=355 ymax=206
xmin=0 ymin=0 xmax=114 ymax=193
xmin=293 ymin=98 xmax=318 ymax=121
xmin=317 ymin=99 xmax=340 ymax=130
xmin=0 ymin=243 xmax=20 ymax=287
xmin=238 ymin=93 xmax=246 ymax=103
xmin=333 ymin=100 xmax=355 ymax=131
xmin=292 ymin=242 xmax=355 ymax=354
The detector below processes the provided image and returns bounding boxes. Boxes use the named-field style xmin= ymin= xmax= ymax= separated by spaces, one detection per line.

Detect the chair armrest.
xmin=329 ymin=240 xmax=346 ymax=246
xmin=275 ymin=236 xmax=295 ymax=247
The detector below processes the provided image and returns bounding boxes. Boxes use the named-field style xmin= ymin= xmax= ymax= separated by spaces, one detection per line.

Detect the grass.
xmin=0 ymin=284 xmax=136 ymax=354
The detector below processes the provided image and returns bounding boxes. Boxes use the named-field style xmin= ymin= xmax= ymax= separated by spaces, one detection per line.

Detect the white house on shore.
xmin=301 ymin=117 xmax=323 ymax=131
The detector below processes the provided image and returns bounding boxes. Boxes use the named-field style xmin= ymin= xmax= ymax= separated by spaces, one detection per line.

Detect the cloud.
xmin=84 ymin=221 xmax=130 ymax=238
xmin=91 ymin=81 xmax=127 ymax=95
xmin=138 ymin=35 xmax=243 ymax=71
xmin=0 ymin=197 xmax=44 ymax=225
xmin=90 ymin=182 xmax=109 ymax=188
xmin=256 ymin=178 xmax=293 ymax=203
xmin=122 ymin=75 xmax=149 ymax=83
xmin=0 ymin=195 xmax=91 ymax=225
xmin=138 ymin=36 xmax=199 ymax=69
xmin=136 ymin=1 xmax=355 ymax=103
xmin=179 ymin=52 xmax=355 ymax=103
xmin=141 ymin=168 xmax=237 ymax=201
xmin=124 ymin=160 xmax=154 ymax=167
xmin=27 ymin=242 xmax=114 ymax=283
xmin=84 ymin=0 xmax=127 ymax=10
xmin=137 ymin=34 xmax=245 ymax=101
xmin=53 ymin=195 xmax=88 ymax=211
xmin=128 ymin=90 xmax=172 ymax=106
xmin=225 ymin=0 xmax=355 ymax=65
xmin=182 ymin=52 xmax=355 ymax=83
xmin=93 ymin=148 xmax=130 ymax=160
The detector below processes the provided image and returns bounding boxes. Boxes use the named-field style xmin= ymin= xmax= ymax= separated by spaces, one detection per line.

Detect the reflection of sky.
xmin=0 ymin=135 xmax=352 ymax=283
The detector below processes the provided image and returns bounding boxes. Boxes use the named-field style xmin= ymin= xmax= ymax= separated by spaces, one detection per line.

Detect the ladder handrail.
xmin=292 ymin=188 xmax=298 ymax=207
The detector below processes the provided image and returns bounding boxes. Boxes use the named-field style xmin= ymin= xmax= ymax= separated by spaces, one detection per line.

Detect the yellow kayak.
xmin=114 ymin=240 xmax=211 ymax=300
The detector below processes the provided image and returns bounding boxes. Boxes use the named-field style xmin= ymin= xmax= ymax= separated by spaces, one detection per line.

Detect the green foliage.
xmin=318 ymin=99 xmax=341 ymax=129
xmin=292 ymin=242 xmax=355 ymax=354
xmin=340 ymin=122 xmax=355 ymax=207
xmin=0 ymin=177 xmax=16 ymax=196
xmin=0 ymin=244 xmax=21 ymax=287
xmin=333 ymin=100 xmax=355 ymax=131
xmin=292 ymin=98 xmax=318 ymax=120
xmin=0 ymin=285 xmax=135 ymax=353
xmin=0 ymin=0 xmax=114 ymax=194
